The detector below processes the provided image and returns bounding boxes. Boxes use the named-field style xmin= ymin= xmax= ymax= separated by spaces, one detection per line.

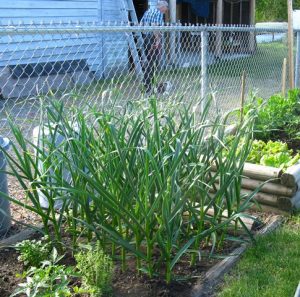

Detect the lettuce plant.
xmin=244 ymin=89 xmax=300 ymax=141
xmin=248 ymin=140 xmax=300 ymax=169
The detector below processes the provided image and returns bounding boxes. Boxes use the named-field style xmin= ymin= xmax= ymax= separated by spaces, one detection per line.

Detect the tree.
xmin=256 ymin=0 xmax=300 ymax=22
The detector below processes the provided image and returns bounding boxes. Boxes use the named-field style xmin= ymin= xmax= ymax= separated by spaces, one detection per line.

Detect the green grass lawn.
xmin=209 ymin=42 xmax=287 ymax=79
xmin=217 ymin=218 xmax=300 ymax=297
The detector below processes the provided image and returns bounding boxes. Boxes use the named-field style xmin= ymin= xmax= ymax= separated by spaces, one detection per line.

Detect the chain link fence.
xmin=0 ymin=22 xmax=298 ymax=237
xmin=0 ymin=23 xmax=295 ymax=135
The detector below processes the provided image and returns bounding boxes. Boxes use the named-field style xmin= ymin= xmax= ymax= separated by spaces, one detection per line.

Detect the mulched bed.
xmin=8 ymin=175 xmax=39 ymax=226
xmin=112 ymin=256 xmax=217 ymax=297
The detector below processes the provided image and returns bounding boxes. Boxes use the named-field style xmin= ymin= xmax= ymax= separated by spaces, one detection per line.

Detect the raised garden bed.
xmin=0 ymin=214 xmax=280 ymax=297
xmin=0 ymin=89 xmax=299 ymax=296
xmin=212 ymin=161 xmax=300 ymax=214
xmin=222 ymin=89 xmax=300 ymax=214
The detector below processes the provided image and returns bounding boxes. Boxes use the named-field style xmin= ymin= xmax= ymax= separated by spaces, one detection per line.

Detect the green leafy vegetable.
xmin=244 ymin=89 xmax=300 ymax=141
xmin=248 ymin=140 xmax=300 ymax=169
xmin=15 ymin=237 xmax=52 ymax=267
xmin=12 ymin=248 xmax=76 ymax=297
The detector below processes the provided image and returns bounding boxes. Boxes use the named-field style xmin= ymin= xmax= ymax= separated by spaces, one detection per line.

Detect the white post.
xmin=296 ymin=31 xmax=300 ymax=88
xmin=288 ymin=0 xmax=295 ymax=89
xmin=216 ymin=0 xmax=223 ymax=24
xmin=170 ymin=0 xmax=176 ymax=23
xmin=201 ymin=30 xmax=208 ymax=111
xmin=169 ymin=0 xmax=176 ymax=65
xmin=249 ymin=0 xmax=256 ymax=24
xmin=249 ymin=0 xmax=256 ymax=52
xmin=216 ymin=0 xmax=223 ymax=57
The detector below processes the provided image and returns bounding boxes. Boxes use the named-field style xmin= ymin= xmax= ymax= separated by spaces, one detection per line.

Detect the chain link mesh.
xmin=0 ymin=22 xmax=297 ymax=237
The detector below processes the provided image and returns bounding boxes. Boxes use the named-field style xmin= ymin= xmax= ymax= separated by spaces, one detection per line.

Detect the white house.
xmin=0 ymin=0 xmax=133 ymax=81
xmin=0 ymin=0 xmax=256 ymax=98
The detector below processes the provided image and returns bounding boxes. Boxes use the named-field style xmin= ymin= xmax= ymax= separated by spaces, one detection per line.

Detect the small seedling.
xmin=12 ymin=248 xmax=76 ymax=297
xmin=75 ymin=242 xmax=114 ymax=297
xmin=15 ymin=236 xmax=52 ymax=267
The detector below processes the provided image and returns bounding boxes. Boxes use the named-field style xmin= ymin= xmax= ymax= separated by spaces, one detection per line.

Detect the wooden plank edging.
xmin=0 ymin=225 xmax=43 ymax=250
xmin=191 ymin=216 xmax=284 ymax=297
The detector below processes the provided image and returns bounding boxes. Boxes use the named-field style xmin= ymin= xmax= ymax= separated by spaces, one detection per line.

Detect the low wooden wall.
xmin=211 ymin=162 xmax=300 ymax=214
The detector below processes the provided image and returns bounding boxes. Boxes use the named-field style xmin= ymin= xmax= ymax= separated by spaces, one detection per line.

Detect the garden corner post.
xmin=201 ymin=29 xmax=208 ymax=112
xmin=296 ymin=31 xmax=300 ymax=88
xmin=288 ymin=0 xmax=294 ymax=89
xmin=249 ymin=0 xmax=256 ymax=53
xmin=216 ymin=0 xmax=223 ymax=58
xmin=169 ymin=0 xmax=176 ymax=65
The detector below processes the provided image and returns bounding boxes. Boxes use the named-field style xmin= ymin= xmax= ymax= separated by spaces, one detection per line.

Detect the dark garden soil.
xmin=268 ymin=129 xmax=300 ymax=154
xmin=0 ymin=249 xmax=23 ymax=297
xmin=0 ymin=245 xmax=222 ymax=297
xmin=0 ymin=213 xmax=274 ymax=297
xmin=0 ymin=175 xmax=40 ymax=241
xmin=112 ymin=256 xmax=217 ymax=297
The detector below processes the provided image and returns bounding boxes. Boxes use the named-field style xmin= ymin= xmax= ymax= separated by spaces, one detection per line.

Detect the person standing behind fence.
xmin=140 ymin=1 xmax=168 ymax=94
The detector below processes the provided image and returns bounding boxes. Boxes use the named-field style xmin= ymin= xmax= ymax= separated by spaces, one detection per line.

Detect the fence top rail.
xmin=0 ymin=23 xmax=293 ymax=36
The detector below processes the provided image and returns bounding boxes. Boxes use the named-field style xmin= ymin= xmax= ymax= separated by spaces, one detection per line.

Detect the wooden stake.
xmin=240 ymin=70 xmax=246 ymax=123
xmin=288 ymin=0 xmax=295 ymax=89
xmin=282 ymin=58 xmax=287 ymax=96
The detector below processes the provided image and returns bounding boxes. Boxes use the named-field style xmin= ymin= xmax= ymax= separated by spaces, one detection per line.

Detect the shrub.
xmin=75 ymin=242 xmax=114 ymax=297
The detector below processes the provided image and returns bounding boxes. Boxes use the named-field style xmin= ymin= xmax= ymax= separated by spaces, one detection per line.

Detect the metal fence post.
xmin=201 ymin=29 xmax=208 ymax=112
xmin=296 ymin=31 xmax=300 ymax=88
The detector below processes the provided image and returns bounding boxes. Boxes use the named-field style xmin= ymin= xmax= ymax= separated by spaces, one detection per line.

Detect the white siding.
xmin=101 ymin=0 xmax=129 ymax=77
xmin=0 ymin=0 xmax=129 ymax=79
xmin=0 ymin=0 xmax=100 ymax=24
